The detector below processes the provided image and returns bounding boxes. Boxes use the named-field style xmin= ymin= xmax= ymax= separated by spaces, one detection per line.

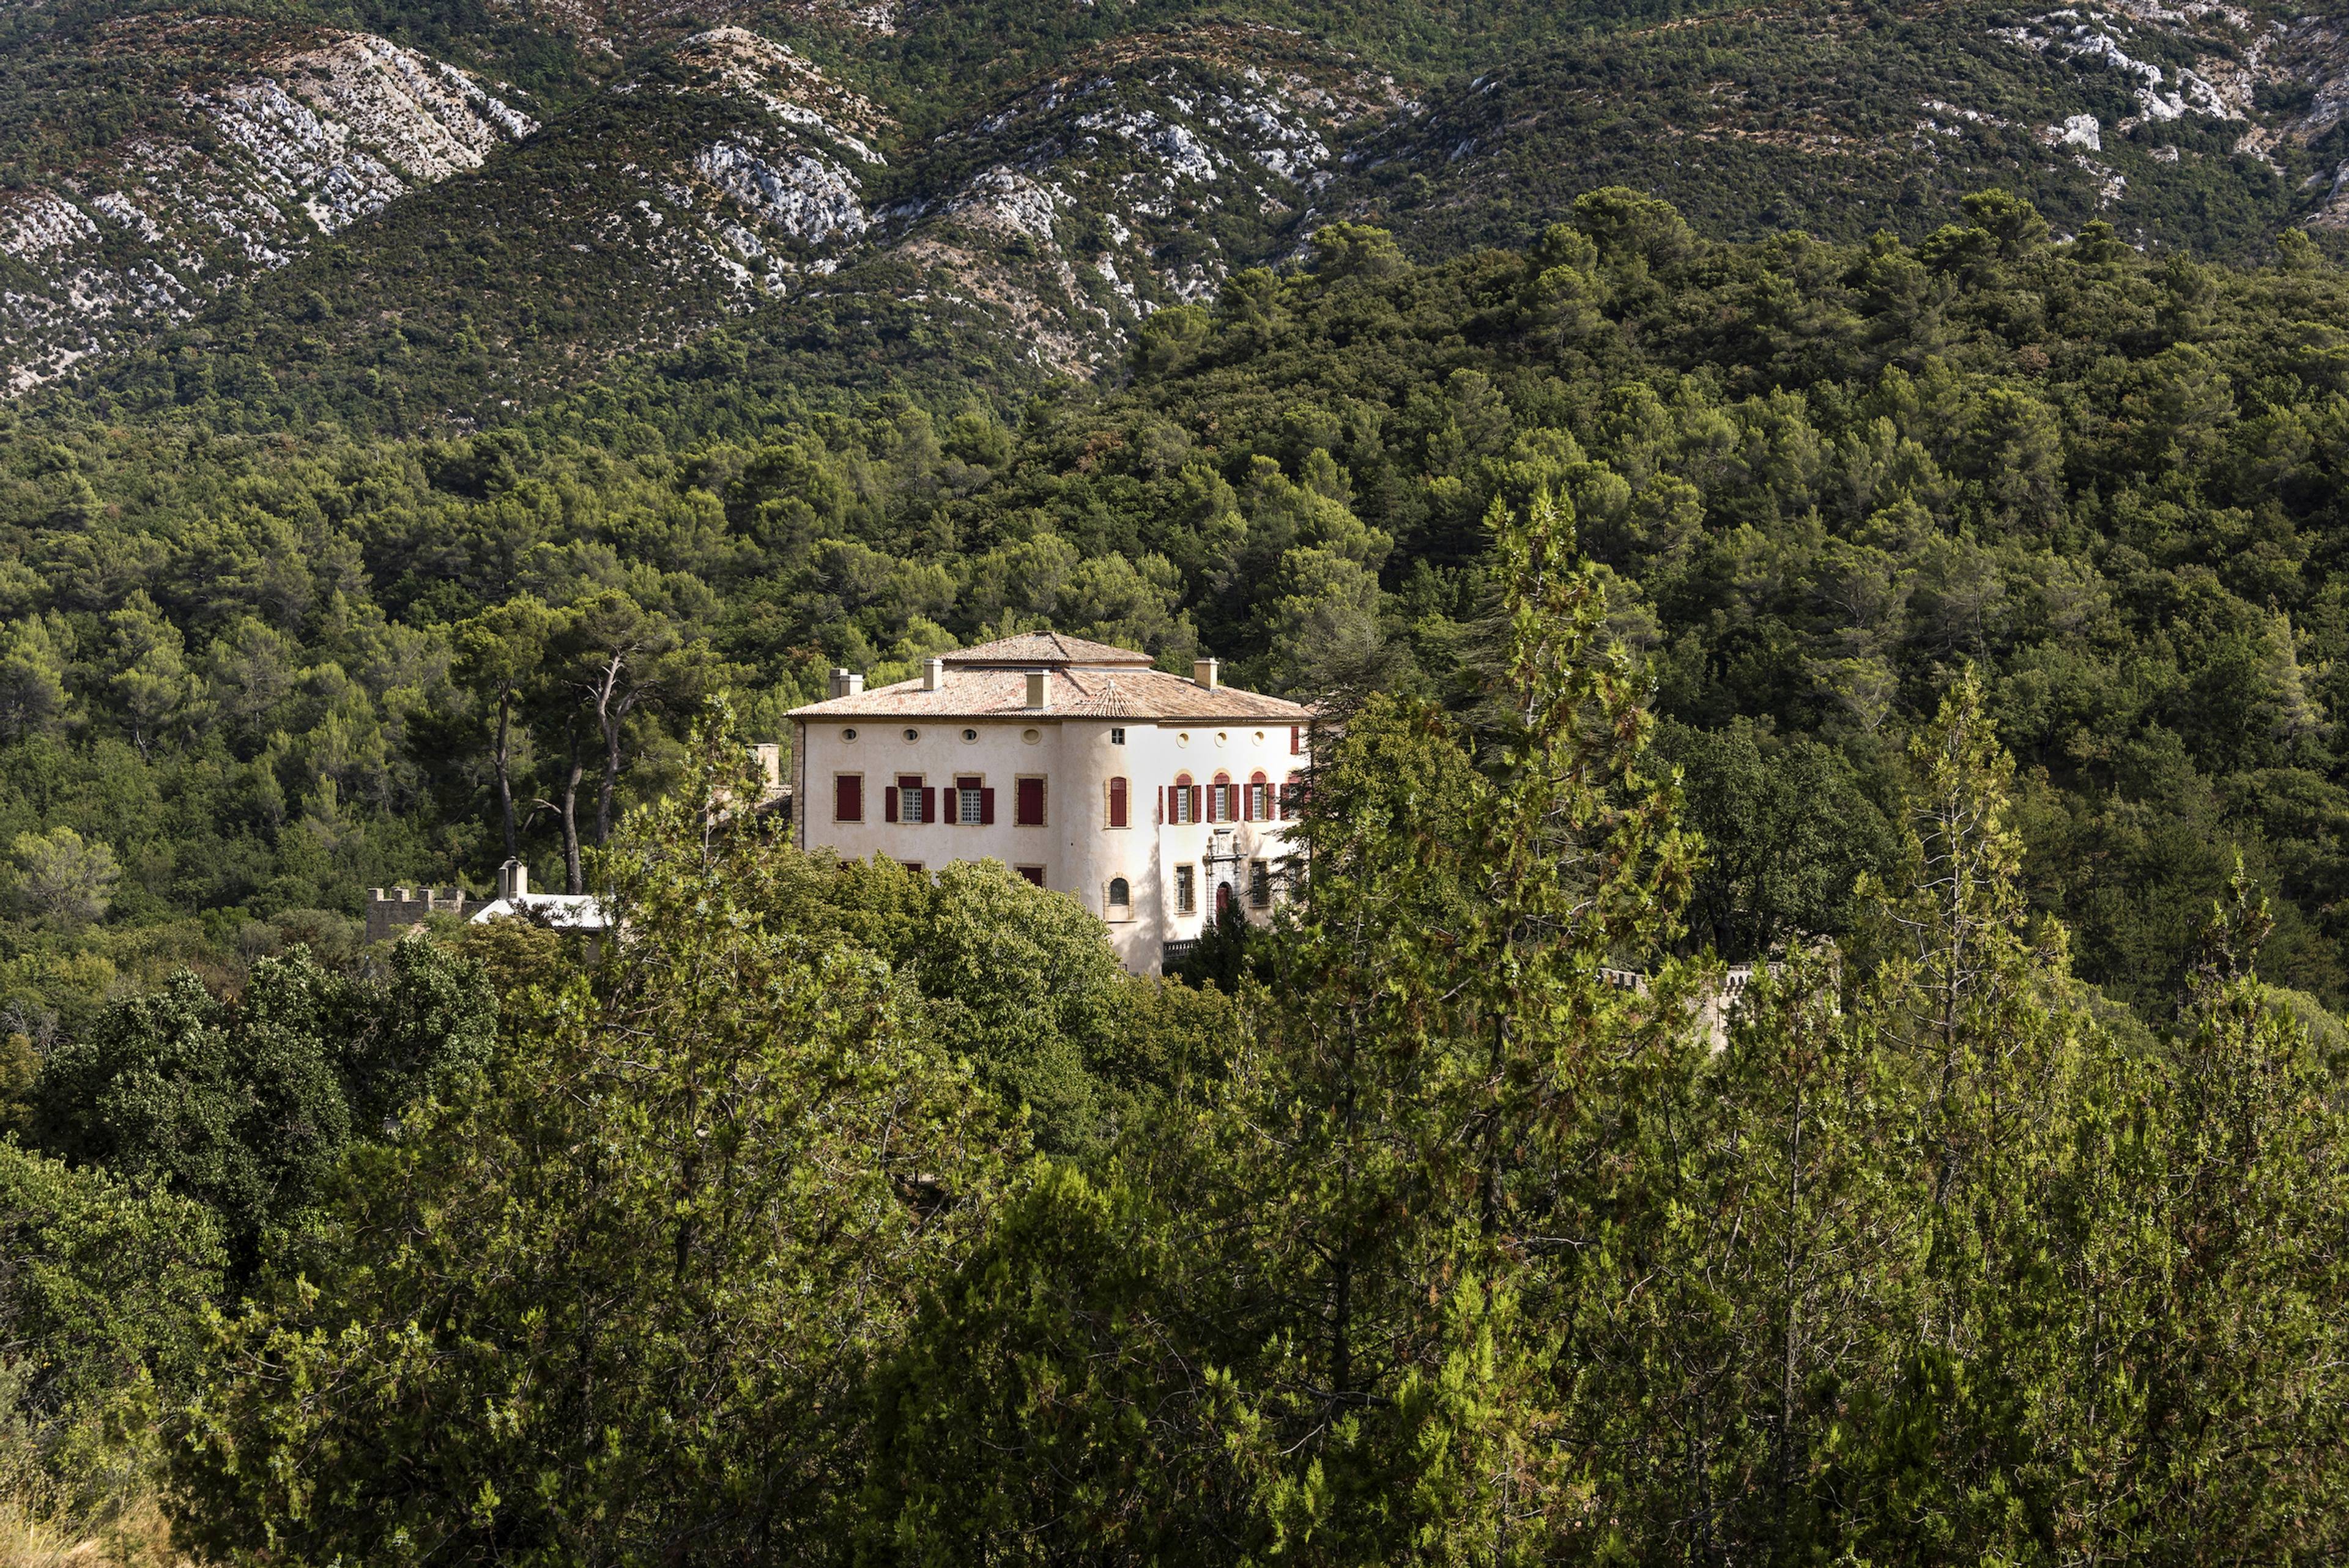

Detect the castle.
xmin=787 ymin=632 xmax=1318 ymax=975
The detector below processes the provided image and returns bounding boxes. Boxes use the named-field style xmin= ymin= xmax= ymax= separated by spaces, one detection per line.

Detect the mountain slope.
xmin=0 ymin=11 xmax=541 ymax=391
xmin=18 ymin=0 xmax=2349 ymax=421
xmin=1332 ymin=0 xmax=2349 ymax=256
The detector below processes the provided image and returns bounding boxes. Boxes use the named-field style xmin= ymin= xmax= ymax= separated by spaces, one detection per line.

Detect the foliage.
xmin=0 ymin=1140 xmax=223 ymax=1542
xmin=171 ymin=727 xmax=1015 ymax=1566
xmin=31 ymin=936 xmax=494 ymax=1265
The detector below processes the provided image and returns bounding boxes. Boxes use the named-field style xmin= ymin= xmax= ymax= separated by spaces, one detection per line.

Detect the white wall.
xmin=794 ymin=709 xmax=1310 ymax=974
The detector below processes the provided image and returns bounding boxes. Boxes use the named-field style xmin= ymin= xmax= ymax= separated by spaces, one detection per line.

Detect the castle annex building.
xmin=788 ymin=633 xmax=1316 ymax=975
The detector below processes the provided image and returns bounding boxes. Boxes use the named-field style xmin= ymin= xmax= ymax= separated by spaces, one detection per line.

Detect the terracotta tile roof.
xmin=939 ymin=631 xmax=1156 ymax=668
xmin=789 ymin=664 xmax=1315 ymax=723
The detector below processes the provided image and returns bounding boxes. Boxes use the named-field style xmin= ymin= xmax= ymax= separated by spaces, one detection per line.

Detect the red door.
xmin=1215 ymin=882 xmax=1234 ymax=917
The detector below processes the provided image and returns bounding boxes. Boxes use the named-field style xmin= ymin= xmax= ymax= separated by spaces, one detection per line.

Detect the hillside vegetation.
xmin=9 ymin=192 xmax=2349 ymax=1029
xmin=6 ymin=0 xmax=2349 ymax=1555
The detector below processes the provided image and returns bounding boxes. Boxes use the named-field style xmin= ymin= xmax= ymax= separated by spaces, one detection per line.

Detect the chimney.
xmin=499 ymin=859 xmax=527 ymax=901
xmin=1193 ymin=657 xmax=1219 ymax=690
xmin=829 ymin=668 xmax=864 ymax=699
xmin=922 ymin=657 xmax=944 ymax=692
xmin=1025 ymin=669 xmax=1051 ymax=709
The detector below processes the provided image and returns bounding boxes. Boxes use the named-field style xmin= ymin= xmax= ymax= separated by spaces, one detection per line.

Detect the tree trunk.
xmin=494 ymin=687 xmax=518 ymax=863
xmin=592 ymin=651 xmax=631 ymax=847
xmin=560 ymin=719 xmax=586 ymax=895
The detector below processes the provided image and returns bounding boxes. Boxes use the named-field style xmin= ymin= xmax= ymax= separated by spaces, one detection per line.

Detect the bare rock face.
xmin=867 ymin=26 xmax=1403 ymax=378
xmin=0 ymin=30 xmax=535 ymax=393
xmin=23 ymin=1 xmax=2349 ymax=417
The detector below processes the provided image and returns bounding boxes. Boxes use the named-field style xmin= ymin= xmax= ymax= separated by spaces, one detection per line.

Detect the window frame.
xmin=833 ymin=772 xmax=864 ymax=824
xmin=889 ymin=773 xmax=930 ymax=826
xmin=1105 ymin=875 xmax=1133 ymax=919
xmin=1174 ymin=864 xmax=1196 ymax=915
xmin=1015 ymin=865 xmax=1047 ymax=888
xmin=954 ymin=774 xmax=985 ymax=826
xmin=1249 ymin=859 xmax=1272 ymax=908
xmin=1014 ymin=774 xmax=1048 ymax=828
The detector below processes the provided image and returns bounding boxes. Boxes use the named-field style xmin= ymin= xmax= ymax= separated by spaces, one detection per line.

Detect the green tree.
xmin=453 ymin=595 xmax=554 ymax=864
xmin=172 ymin=724 xmax=1011 ymax=1566
xmin=0 ymin=615 xmax=70 ymax=741
xmin=4 ymin=826 xmax=120 ymax=931
xmin=0 ymin=1141 xmax=223 ymax=1531
xmin=34 ymin=939 xmax=492 ymax=1265
xmin=102 ymin=591 xmax=196 ymax=760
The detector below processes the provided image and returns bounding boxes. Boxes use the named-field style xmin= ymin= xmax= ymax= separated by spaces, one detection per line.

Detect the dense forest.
xmin=7 ymin=183 xmax=2349 ymax=1559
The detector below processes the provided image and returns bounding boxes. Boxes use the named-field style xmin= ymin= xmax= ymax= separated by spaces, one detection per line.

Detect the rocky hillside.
xmin=0 ymin=15 xmax=537 ymax=391
xmin=15 ymin=0 xmax=2349 ymax=418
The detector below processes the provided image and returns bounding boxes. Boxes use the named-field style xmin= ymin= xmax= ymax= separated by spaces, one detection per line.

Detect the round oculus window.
xmin=1176 ymin=732 xmax=1190 ymax=748
xmin=842 ymin=727 xmax=858 ymax=742
xmin=962 ymin=728 xmax=979 ymax=742
xmin=902 ymin=728 xmax=919 ymax=743
xmin=1022 ymin=728 xmax=1042 ymax=745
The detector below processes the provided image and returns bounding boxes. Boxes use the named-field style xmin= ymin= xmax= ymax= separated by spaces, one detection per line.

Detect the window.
xmin=1280 ymin=775 xmax=1303 ymax=819
xmin=1107 ymin=776 xmax=1129 ymax=829
xmin=842 ymin=727 xmax=858 ymax=742
xmin=1209 ymin=772 xmax=1234 ymax=823
xmin=834 ymin=774 xmax=863 ymax=823
xmin=887 ymin=774 xmax=930 ymax=824
xmin=956 ymin=775 xmax=984 ymax=825
xmin=1015 ymin=865 xmax=1046 ymax=887
xmin=903 ymin=728 xmax=920 ymax=743
xmin=1250 ymin=859 xmax=1272 ymax=908
xmin=1170 ymin=774 xmax=1198 ymax=825
xmin=1247 ymin=772 xmax=1270 ymax=821
xmin=900 ymin=861 xmax=924 ymax=874
xmin=1107 ymin=876 xmax=1131 ymax=911
xmin=1015 ymin=776 xmax=1047 ymax=827
xmin=1174 ymin=865 xmax=1196 ymax=915
xmin=1110 ymin=727 xmax=1126 ymax=745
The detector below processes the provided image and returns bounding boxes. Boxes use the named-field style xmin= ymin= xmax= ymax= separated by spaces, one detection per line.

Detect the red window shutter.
xmin=922 ymin=787 xmax=937 ymax=824
xmin=1157 ymin=786 xmax=1165 ymax=824
xmin=1016 ymin=777 xmax=1045 ymax=827
xmin=1290 ymin=725 xmax=1301 ymax=755
xmin=883 ymin=782 xmax=898 ymax=823
xmin=836 ymin=775 xmax=861 ymax=823
xmin=980 ymin=787 xmax=996 ymax=825
xmin=1017 ymin=865 xmax=1044 ymax=887
xmin=940 ymin=787 xmax=956 ymax=823
xmin=1190 ymin=785 xmax=1202 ymax=822
xmin=1109 ymin=777 xmax=1127 ymax=829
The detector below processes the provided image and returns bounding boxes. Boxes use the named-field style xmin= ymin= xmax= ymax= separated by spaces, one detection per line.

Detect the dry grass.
xmin=0 ymin=1493 xmax=192 ymax=1568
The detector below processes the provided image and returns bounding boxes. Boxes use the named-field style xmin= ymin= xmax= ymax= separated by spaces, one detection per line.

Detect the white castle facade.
xmin=788 ymin=632 xmax=1317 ymax=975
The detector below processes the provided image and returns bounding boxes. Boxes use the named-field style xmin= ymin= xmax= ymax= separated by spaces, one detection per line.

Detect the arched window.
xmin=1247 ymin=771 xmax=1269 ymax=821
xmin=1171 ymin=773 xmax=1197 ymax=824
xmin=1211 ymin=772 xmax=1233 ymax=823
xmin=1107 ymin=876 xmax=1130 ymax=908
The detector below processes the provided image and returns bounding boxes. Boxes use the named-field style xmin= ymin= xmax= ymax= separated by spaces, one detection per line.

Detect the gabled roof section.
xmin=787 ymin=663 xmax=1315 ymax=723
xmin=941 ymin=632 xmax=1155 ymax=668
